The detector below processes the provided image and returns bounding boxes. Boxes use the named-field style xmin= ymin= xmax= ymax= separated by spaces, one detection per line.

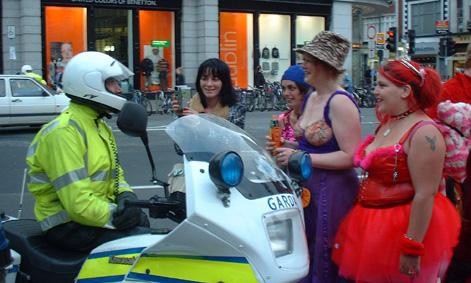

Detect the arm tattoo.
xmin=425 ymin=136 xmax=437 ymax=151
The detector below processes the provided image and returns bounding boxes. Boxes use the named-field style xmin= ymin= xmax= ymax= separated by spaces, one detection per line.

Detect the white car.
xmin=0 ymin=75 xmax=70 ymax=127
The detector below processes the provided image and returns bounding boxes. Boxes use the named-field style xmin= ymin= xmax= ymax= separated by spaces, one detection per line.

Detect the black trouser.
xmin=45 ymin=213 xmax=150 ymax=253
xmin=159 ymin=71 xmax=168 ymax=91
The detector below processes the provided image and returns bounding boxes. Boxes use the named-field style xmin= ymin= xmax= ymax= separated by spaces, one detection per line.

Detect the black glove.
xmin=112 ymin=191 xmax=142 ymax=230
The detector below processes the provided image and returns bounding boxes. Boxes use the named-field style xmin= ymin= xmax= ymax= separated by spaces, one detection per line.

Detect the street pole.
xmin=394 ymin=0 xmax=398 ymax=58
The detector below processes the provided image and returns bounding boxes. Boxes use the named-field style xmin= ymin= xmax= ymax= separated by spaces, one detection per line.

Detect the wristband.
xmin=400 ymin=234 xmax=425 ymax=256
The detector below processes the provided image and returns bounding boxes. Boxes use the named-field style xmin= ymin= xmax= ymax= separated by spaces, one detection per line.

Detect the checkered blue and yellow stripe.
xmin=76 ymin=248 xmax=258 ymax=282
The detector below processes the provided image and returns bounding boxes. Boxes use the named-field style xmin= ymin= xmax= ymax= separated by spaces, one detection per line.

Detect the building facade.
xmin=2 ymin=0 xmax=341 ymax=91
xmin=4 ymin=0 xmax=410 ymax=91
xmin=403 ymin=0 xmax=470 ymax=79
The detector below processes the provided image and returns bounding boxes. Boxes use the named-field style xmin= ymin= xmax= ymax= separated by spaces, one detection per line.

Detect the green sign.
xmin=151 ymin=40 xmax=170 ymax=48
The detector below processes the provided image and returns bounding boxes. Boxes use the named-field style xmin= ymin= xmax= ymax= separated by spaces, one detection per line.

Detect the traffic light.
xmin=439 ymin=37 xmax=447 ymax=57
xmin=386 ymin=27 xmax=397 ymax=52
xmin=446 ymin=38 xmax=456 ymax=56
xmin=408 ymin=29 xmax=416 ymax=55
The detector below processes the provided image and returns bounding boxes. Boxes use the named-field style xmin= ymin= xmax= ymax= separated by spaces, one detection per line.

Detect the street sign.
xmin=368 ymin=40 xmax=375 ymax=49
xmin=436 ymin=20 xmax=449 ymax=35
xmin=376 ymin=32 xmax=385 ymax=45
xmin=7 ymin=26 xmax=15 ymax=39
xmin=151 ymin=40 xmax=170 ymax=48
xmin=367 ymin=25 xmax=377 ymax=40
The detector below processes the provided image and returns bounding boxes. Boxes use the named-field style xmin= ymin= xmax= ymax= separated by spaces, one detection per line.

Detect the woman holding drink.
xmin=271 ymin=31 xmax=361 ymax=283
xmin=172 ymin=58 xmax=245 ymax=128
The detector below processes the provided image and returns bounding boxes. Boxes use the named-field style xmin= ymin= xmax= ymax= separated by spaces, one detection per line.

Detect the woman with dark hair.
xmin=173 ymin=58 xmax=245 ymax=128
xmin=332 ymin=59 xmax=461 ymax=282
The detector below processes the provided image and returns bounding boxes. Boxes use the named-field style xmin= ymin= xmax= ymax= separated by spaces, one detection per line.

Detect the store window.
xmin=259 ymin=14 xmax=290 ymax=83
xmin=45 ymin=6 xmax=87 ymax=87
xmin=94 ymin=9 xmax=132 ymax=68
xmin=296 ymin=16 xmax=325 ymax=63
xmin=410 ymin=1 xmax=441 ymax=36
xmin=139 ymin=10 xmax=175 ymax=92
xmin=220 ymin=12 xmax=253 ymax=88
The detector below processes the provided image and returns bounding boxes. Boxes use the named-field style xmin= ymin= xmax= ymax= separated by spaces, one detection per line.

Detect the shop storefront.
xmin=41 ymin=0 xmax=181 ymax=91
xmin=451 ymin=35 xmax=471 ymax=76
xmin=218 ymin=0 xmax=332 ymax=88
xmin=410 ymin=42 xmax=438 ymax=69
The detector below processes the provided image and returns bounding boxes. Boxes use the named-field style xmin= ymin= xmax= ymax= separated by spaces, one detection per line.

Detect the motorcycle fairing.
xmin=127 ymin=218 xmax=260 ymax=282
xmin=165 ymin=114 xmax=292 ymax=200
xmin=79 ymin=114 xmax=308 ymax=283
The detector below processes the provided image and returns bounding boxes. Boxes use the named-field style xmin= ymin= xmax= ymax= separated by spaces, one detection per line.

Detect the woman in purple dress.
xmin=274 ymin=31 xmax=361 ymax=283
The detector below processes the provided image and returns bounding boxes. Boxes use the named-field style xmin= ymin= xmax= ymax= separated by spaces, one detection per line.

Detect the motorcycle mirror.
xmin=287 ymin=151 xmax=312 ymax=182
xmin=117 ymin=102 xmax=169 ymax=193
xmin=117 ymin=102 xmax=148 ymax=137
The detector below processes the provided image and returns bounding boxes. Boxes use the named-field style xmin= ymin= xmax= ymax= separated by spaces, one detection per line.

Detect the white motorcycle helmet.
xmin=21 ymin=65 xmax=33 ymax=74
xmin=62 ymin=51 xmax=133 ymax=113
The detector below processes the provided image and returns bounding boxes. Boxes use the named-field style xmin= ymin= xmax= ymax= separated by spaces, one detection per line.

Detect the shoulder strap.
xmin=323 ymin=90 xmax=359 ymax=127
xmin=398 ymin=120 xmax=437 ymax=145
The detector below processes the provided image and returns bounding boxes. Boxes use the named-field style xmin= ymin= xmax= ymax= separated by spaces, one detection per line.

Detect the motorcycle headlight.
xmin=266 ymin=219 xmax=293 ymax=258
xmin=209 ymin=151 xmax=244 ymax=188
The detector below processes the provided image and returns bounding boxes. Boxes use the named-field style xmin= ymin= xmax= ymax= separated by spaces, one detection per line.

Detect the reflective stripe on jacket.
xmin=26 ymin=102 xmax=132 ymax=231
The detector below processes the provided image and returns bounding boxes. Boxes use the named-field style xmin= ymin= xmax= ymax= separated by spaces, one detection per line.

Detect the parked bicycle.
xmin=235 ymin=87 xmax=257 ymax=112
xmin=158 ymin=90 xmax=175 ymax=114
xmin=234 ymin=82 xmax=287 ymax=112
xmin=128 ymin=90 xmax=153 ymax=116
xmin=352 ymin=87 xmax=376 ymax=108
xmin=263 ymin=81 xmax=286 ymax=111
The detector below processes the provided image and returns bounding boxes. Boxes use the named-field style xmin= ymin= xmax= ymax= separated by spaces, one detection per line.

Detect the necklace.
xmin=383 ymin=109 xmax=415 ymax=137
xmin=391 ymin=109 xmax=416 ymax=120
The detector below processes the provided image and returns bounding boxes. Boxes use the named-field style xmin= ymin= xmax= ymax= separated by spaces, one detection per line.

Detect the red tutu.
xmin=332 ymin=194 xmax=461 ymax=283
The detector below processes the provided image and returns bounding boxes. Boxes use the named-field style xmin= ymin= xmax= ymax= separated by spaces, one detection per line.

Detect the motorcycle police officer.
xmin=20 ymin=64 xmax=47 ymax=86
xmin=25 ymin=51 xmax=150 ymax=252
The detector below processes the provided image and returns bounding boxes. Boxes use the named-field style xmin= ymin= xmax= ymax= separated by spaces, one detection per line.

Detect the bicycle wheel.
xmin=248 ymin=97 xmax=255 ymax=112
xmin=140 ymin=97 xmax=153 ymax=116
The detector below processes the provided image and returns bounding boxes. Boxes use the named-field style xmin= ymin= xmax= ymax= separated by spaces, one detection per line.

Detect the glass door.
xmin=94 ymin=9 xmax=132 ymax=68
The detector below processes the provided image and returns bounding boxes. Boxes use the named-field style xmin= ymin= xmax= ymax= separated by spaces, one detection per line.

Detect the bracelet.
xmin=400 ymin=234 xmax=425 ymax=256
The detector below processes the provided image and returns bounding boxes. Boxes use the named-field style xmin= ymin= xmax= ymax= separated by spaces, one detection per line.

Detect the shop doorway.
xmin=94 ymin=8 xmax=133 ymax=68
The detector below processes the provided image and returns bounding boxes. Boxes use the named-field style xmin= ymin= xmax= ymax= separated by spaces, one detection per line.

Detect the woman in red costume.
xmin=332 ymin=59 xmax=461 ymax=283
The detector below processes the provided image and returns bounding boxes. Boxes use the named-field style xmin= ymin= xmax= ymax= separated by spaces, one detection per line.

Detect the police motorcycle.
xmin=2 ymin=99 xmax=312 ymax=283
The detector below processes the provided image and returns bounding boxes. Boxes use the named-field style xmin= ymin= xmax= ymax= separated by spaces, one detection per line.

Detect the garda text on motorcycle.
xmin=2 ymin=104 xmax=312 ymax=283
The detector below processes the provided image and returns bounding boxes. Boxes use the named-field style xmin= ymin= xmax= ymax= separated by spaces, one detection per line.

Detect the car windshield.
xmin=165 ymin=114 xmax=294 ymax=199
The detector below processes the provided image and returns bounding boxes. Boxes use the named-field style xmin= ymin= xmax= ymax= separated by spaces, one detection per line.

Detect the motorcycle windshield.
xmin=166 ymin=114 xmax=294 ymax=199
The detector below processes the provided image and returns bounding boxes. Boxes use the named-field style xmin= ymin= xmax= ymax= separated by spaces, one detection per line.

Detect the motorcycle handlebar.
xmin=124 ymin=196 xmax=185 ymax=221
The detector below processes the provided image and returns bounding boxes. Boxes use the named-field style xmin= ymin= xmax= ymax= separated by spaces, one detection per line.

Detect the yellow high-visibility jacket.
xmin=26 ymin=102 xmax=132 ymax=231
xmin=25 ymin=72 xmax=47 ymax=86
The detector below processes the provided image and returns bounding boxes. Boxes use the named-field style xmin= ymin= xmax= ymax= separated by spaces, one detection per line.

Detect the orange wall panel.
xmin=45 ymin=7 xmax=86 ymax=83
xmin=139 ymin=10 xmax=174 ymax=90
xmin=220 ymin=12 xmax=249 ymax=88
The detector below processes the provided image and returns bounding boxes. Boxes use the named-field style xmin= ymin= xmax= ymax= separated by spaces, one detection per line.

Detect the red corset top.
xmin=354 ymin=135 xmax=411 ymax=185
